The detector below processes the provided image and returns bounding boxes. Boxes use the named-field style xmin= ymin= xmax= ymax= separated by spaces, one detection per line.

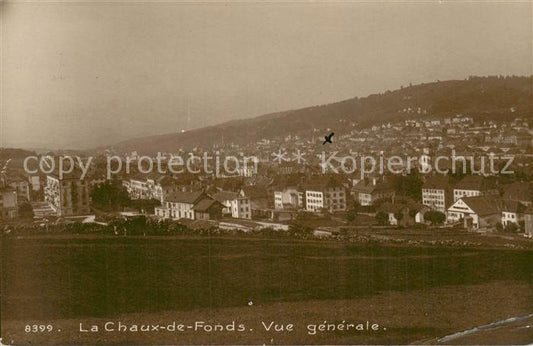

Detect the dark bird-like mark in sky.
xmin=323 ymin=132 xmax=334 ymax=145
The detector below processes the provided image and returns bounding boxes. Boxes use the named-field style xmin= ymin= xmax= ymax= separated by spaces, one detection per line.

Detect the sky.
xmin=1 ymin=1 xmax=532 ymax=149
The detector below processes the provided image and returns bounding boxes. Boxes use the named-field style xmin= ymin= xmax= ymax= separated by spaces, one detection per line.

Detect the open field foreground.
xmin=1 ymin=235 xmax=532 ymax=344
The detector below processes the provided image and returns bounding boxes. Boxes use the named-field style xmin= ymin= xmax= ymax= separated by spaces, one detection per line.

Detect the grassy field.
xmin=1 ymin=234 xmax=532 ymax=344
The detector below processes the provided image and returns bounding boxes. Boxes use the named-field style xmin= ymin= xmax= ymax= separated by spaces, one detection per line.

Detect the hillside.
xmin=107 ymin=76 xmax=533 ymax=154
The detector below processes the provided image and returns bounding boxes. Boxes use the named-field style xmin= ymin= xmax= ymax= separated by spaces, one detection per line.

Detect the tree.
xmin=391 ymin=173 xmax=423 ymax=201
xmin=424 ymin=211 xmax=446 ymax=225
xmin=130 ymin=199 xmax=161 ymax=214
xmin=375 ymin=211 xmax=389 ymax=226
xmin=346 ymin=201 xmax=360 ymax=223
xmin=504 ymin=222 xmax=519 ymax=233
xmin=18 ymin=202 xmax=34 ymax=219
xmin=125 ymin=215 xmax=148 ymax=235
xmin=90 ymin=181 xmax=131 ymax=211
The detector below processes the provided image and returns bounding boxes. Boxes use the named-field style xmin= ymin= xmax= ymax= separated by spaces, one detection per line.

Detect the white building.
xmin=231 ymin=193 xmax=251 ymax=219
xmin=274 ymin=187 xmax=301 ymax=210
xmin=124 ymin=176 xmax=180 ymax=202
xmin=453 ymin=176 xmax=498 ymax=202
xmin=305 ymin=190 xmax=324 ymax=212
xmin=213 ymin=190 xmax=252 ymax=219
xmin=422 ymin=176 xmax=450 ymax=213
xmin=501 ymin=200 xmax=526 ymax=227
xmin=155 ymin=191 xmax=205 ymax=220
xmin=446 ymin=196 xmax=501 ymax=229
xmin=44 ymin=173 xmax=90 ymax=216
xmin=126 ymin=179 xmax=149 ymax=200
xmin=304 ymin=179 xmax=346 ymax=213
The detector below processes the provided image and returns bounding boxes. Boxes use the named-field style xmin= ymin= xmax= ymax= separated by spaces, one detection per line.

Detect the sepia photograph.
xmin=0 ymin=0 xmax=532 ymax=344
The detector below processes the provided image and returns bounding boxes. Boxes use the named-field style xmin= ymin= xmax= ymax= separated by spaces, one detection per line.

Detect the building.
xmin=124 ymin=176 xmax=181 ymax=203
xmin=213 ymin=190 xmax=238 ymax=215
xmin=273 ymin=187 xmax=301 ymax=210
xmin=500 ymin=200 xmax=526 ymax=227
xmin=352 ymin=177 xmax=395 ymax=206
xmin=155 ymin=191 xmax=223 ymax=221
xmin=231 ymin=190 xmax=252 ymax=219
xmin=304 ymin=178 xmax=346 ymax=213
xmin=0 ymin=188 xmax=18 ymax=219
xmin=192 ymin=199 xmax=224 ymax=221
xmin=305 ymin=189 xmax=324 ymax=212
xmin=453 ymin=176 xmax=498 ymax=202
xmin=155 ymin=191 xmax=205 ymax=220
xmin=422 ymin=175 xmax=451 ymax=213
xmin=213 ymin=190 xmax=252 ymax=219
xmin=240 ymin=186 xmax=270 ymax=218
xmin=153 ymin=176 xmax=182 ymax=203
xmin=7 ymin=176 xmax=30 ymax=202
xmin=447 ymin=196 xmax=501 ymax=230
xmin=124 ymin=178 xmax=149 ymax=200
xmin=44 ymin=173 xmax=91 ymax=216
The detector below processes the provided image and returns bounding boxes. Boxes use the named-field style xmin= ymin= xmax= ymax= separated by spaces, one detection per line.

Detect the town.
xmin=1 ymin=112 xmax=532 ymax=242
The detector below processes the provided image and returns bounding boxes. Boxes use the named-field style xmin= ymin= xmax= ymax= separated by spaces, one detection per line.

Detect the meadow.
xmin=1 ymin=234 xmax=532 ymax=344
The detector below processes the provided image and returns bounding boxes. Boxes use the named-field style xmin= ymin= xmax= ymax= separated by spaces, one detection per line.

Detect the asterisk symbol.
xmin=292 ymin=150 xmax=306 ymax=164
xmin=271 ymin=149 xmax=288 ymax=164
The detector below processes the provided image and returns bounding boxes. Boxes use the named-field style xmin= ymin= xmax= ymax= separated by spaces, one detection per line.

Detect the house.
xmin=193 ymin=199 xmax=224 ymax=221
xmin=447 ymin=196 xmax=501 ymax=230
xmin=213 ymin=190 xmax=238 ymax=215
xmin=273 ymin=187 xmax=302 ymax=210
xmin=0 ymin=188 xmax=18 ymax=219
xmin=155 ymin=191 xmax=205 ymax=220
xmin=240 ymin=186 xmax=270 ymax=218
xmin=155 ymin=191 xmax=223 ymax=221
xmin=352 ymin=177 xmax=395 ymax=206
xmin=452 ymin=176 xmax=498 ymax=202
xmin=422 ymin=175 xmax=451 ymax=213
xmin=231 ymin=190 xmax=252 ymax=219
xmin=503 ymin=182 xmax=533 ymax=206
xmin=500 ymin=199 xmax=526 ymax=227
xmin=44 ymin=172 xmax=91 ymax=217
xmin=213 ymin=190 xmax=252 ymax=219
xmin=304 ymin=177 xmax=346 ymax=213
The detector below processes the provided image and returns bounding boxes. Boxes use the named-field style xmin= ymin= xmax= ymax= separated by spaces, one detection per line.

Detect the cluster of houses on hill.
xmin=2 ymin=111 xmax=533 ymax=240
xmin=2 ymin=152 xmax=533 ymax=240
xmin=118 ymin=171 xmax=533 ymax=237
